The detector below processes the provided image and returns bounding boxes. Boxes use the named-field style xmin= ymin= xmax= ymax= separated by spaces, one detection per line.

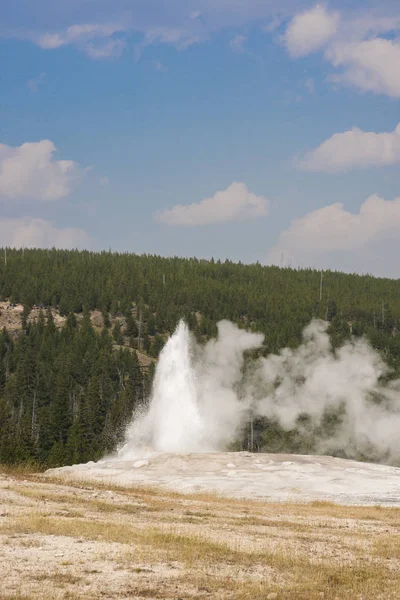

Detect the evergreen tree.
xmin=112 ymin=320 xmax=123 ymax=345
xmin=102 ymin=307 xmax=111 ymax=328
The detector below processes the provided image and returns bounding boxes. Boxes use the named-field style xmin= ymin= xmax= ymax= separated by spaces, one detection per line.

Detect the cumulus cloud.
xmin=266 ymin=194 xmax=400 ymax=273
xmin=326 ymin=37 xmax=400 ymax=98
xmin=297 ymin=122 xmax=400 ymax=172
xmin=0 ymin=217 xmax=91 ymax=249
xmin=282 ymin=4 xmax=400 ymax=97
xmin=156 ymin=182 xmax=269 ymax=226
xmin=283 ymin=4 xmax=340 ymax=57
xmin=0 ymin=140 xmax=80 ymax=202
xmin=37 ymin=23 xmax=126 ymax=58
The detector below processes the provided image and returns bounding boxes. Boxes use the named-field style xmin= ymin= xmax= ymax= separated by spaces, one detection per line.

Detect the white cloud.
xmin=2 ymin=1 xmax=310 ymax=60
xmin=27 ymin=72 xmax=45 ymax=93
xmin=6 ymin=2 xmax=400 ymax=98
xmin=263 ymin=15 xmax=283 ymax=33
xmin=134 ymin=26 xmax=201 ymax=61
xmin=266 ymin=194 xmax=400 ymax=273
xmin=0 ymin=217 xmax=91 ymax=249
xmin=283 ymin=4 xmax=340 ymax=57
xmin=154 ymin=60 xmax=167 ymax=72
xmin=282 ymin=5 xmax=400 ymax=97
xmin=326 ymin=37 xmax=400 ymax=98
xmin=229 ymin=34 xmax=246 ymax=53
xmin=156 ymin=182 xmax=269 ymax=226
xmin=305 ymin=77 xmax=315 ymax=93
xmin=0 ymin=139 xmax=80 ymax=202
xmin=142 ymin=27 xmax=200 ymax=50
xmin=297 ymin=122 xmax=400 ymax=172
xmin=37 ymin=33 xmax=65 ymax=49
xmin=85 ymin=38 xmax=125 ymax=59
xmin=37 ymin=22 xmax=126 ymax=58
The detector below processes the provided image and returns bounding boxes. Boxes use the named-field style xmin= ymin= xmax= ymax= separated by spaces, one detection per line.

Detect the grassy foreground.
xmin=0 ymin=466 xmax=399 ymax=600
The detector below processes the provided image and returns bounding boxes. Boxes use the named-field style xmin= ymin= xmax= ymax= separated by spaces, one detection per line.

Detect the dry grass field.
xmin=0 ymin=466 xmax=399 ymax=600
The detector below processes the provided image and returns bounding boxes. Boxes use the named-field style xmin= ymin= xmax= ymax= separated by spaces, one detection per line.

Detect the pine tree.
xmin=112 ymin=320 xmax=123 ymax=345
xmin=102 ymin=307 xmax=111 ymax=328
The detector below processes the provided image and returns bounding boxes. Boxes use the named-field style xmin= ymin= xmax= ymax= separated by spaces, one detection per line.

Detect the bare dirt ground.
xmin=0 ymin=302 xmax=156 ymax=369
xmin=1 ymin=467 xmax=400 ymax=600
xmin=0 ymin=303 xmax=66 ymax=333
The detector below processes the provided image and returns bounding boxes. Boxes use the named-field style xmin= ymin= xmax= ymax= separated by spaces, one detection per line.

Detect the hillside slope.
xmin=0 ymin=248 xmax=399 ymax=468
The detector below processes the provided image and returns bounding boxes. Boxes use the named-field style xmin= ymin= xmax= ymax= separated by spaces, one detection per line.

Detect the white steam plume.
xmin=256 ymin=320 xmax=400 ymax=463
xmin=118 ymin=318 xmax=400 ymax=465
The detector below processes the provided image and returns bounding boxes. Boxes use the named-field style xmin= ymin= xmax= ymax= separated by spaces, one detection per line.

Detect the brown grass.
xmin=1 ymin=467 xmax=400 ymax=599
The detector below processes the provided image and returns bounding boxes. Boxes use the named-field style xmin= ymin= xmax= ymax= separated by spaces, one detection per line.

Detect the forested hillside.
xmin=0 ymin=247 xmax=399 ymax=466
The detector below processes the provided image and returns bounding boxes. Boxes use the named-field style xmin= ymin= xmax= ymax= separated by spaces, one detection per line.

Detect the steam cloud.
xmin=119 ymin=319 xmax=400 ymax=465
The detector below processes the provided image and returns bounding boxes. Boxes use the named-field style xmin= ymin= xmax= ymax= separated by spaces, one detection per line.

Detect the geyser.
xmin=128 ymin=321 xmax=205 ymax=453
xmin=119 ymin=318 xmax=400 ymax=465
xmin=118 ymin=319 xmax=263 ymax=457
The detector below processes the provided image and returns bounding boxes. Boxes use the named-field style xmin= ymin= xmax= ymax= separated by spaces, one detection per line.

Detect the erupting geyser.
xmin=118 ymin=318 xmax=263 ymax=457
xmin=121 ymin=321 xmax=206 ymax=453
xmin=148 ymin=321 xmax=205 ymax=452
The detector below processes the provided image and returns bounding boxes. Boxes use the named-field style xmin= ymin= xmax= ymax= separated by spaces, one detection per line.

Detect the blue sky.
xmin=1 ymin=1 xmax=400 ymax=277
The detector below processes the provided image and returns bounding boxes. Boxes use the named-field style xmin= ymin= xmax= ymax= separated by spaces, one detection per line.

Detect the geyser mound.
xmin=46 ymin=452 xmax=400 ymax=506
